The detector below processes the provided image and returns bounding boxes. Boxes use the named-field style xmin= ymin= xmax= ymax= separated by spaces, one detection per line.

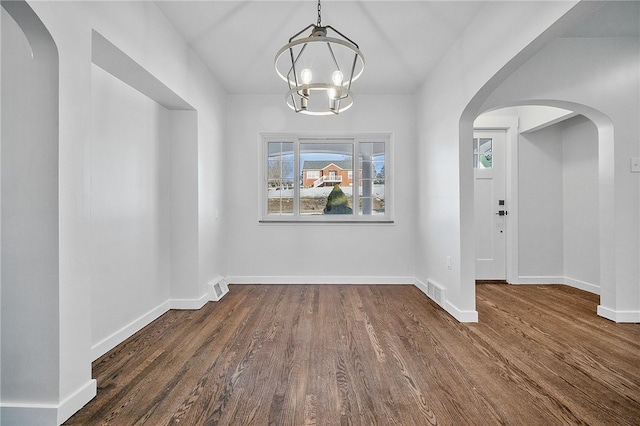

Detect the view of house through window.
xmin=263 ymin=135 xmax=390 ymax=222
xmin=300 ymin=141 xmax=353 ymax=215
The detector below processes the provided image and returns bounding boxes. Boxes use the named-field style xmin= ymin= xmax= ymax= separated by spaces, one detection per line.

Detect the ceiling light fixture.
xmin=275 ymin=0 xmax=365 ymax=115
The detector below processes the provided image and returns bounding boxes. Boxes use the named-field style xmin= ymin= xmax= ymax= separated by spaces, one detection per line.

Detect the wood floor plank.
xmin=65 ymin=284 xmax=640 ymax=426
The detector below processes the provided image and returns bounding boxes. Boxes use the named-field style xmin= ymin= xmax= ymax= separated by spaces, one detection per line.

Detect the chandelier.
xmin=274 ymin=0 xmax=365 ymax=115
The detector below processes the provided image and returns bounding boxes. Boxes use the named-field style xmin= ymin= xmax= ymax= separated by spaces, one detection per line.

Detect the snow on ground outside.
xmin=268 ymin=185 xmax=385 ymax=199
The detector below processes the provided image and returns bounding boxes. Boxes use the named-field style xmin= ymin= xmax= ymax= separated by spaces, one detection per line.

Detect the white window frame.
xmin=260 ymin=132 xmax=393 ymax=223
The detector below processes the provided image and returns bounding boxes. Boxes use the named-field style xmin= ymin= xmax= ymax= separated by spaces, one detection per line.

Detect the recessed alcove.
xmin=90 ymin=31 xmax=219 ymax=361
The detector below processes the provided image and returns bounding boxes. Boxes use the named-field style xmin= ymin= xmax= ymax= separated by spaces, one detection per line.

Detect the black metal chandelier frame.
xmin=274 ymin=0 xmax=365 ymax=115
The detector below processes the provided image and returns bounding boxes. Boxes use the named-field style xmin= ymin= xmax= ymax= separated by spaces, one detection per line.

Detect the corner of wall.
xmin=414 ymin=278 xmax=478 ymax=323
xmin=597 ymin=305 xmax=640 ymax=323
xmin=57 ymin=380 xmax=97 ymax=425
xmin=208 ymin=276 xmax=229 ymax=301
xmin=0 ymin=379 xmax=97 ymax=426
xmin=91 ymin=301 xmax=170 ymax=361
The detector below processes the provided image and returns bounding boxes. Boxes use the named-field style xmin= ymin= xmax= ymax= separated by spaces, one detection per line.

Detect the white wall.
xmin=479 ymin=36 xmax=640 ymax=321
xmin=518 ymin=125 xmax=565 ymax=278
xmin=516 ymin=114 xmax=599 ymax=292
xmin=90 ymin=64 xmax=171 ymax=348
xmin=562 ymin=115 xmax=600 ymax=290
xmin=1 ymin=5 xmax=60 ymax=411
xmin=225 ymin=94 xmax=416 ymax=283
xmin=1 ymin=1 xmax=228 ymax=423
xmin=415 ymin=1 xmax=581 ymax=321
xmin=168 ymin=111 xmax=200 ymax=302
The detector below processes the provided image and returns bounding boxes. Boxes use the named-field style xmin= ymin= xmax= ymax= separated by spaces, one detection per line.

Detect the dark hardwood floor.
xmin=65 ymin=284 xmax=640 ymax=425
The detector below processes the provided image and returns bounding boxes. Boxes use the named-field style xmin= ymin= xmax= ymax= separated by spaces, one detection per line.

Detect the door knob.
xmin=496 ymin=210 xmax=508 ymax=216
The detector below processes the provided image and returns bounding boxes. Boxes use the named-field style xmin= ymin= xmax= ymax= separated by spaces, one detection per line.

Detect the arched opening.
xmin=461 ymin=99 xmax=614 ymax=318
xmin=457 ymin=0 xmax=640 ymax=322
xmin=1 ymin=0 xmax=61 ymax=421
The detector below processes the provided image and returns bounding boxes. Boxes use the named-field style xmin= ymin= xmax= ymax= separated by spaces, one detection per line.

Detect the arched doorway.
xmin=1 ymin=1 xmax=61 ymax=422
xmin=474 ymin=104 xmax=604 ymax=295
xmin=461 ymin=99 xmax=614 ymax=318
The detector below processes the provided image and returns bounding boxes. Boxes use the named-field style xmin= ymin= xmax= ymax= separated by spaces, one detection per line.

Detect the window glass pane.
xmin=262 ymin=134 xmax=391 ymax=222
xmin=359 ymin=142 xmax=385 ymax=215
xmin=473 ymin=138 xmax=492 ymax=169
xmin=300 ymin=141 xmax=354 ymax=215
xmin=267 ymin=142 xmax=294 ymax=215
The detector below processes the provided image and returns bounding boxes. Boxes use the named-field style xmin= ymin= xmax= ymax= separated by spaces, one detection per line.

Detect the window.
xmin=261 ymin=134 xmax=392 ymax=222
xmin=473 ymin=137 xmax=492 ymax=168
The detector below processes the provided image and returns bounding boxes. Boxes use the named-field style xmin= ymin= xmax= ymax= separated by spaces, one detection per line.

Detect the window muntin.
xmin=261 ymin=134 xmax=392 ymax=222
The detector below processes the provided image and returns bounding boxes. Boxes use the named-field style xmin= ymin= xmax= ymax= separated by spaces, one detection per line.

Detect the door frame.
xmin=473 ymin=129 xmax=507 ymax=280
xmin=473 ymin=115 xmax=519 ymax=284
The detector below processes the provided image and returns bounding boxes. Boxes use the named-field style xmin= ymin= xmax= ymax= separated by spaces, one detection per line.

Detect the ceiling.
xmin=155 ymin=1 xmax=640 ymax=96
xmin=154 ymin=0 xmax=487 ymax=95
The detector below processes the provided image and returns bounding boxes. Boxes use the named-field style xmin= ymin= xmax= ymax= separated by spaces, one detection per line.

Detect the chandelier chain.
xmin=317 ymin=0 xmax=322 ymax=27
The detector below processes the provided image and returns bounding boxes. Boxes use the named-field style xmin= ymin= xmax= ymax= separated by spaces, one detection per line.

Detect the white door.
xmin=474 ymin=130 xmax=507 ymax=280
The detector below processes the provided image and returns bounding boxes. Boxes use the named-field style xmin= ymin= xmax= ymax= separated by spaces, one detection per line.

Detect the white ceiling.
xmin=155 ymin=1 xmax=487 ymax=95
xmin=155 ymin=1 xmax=640 ymax=96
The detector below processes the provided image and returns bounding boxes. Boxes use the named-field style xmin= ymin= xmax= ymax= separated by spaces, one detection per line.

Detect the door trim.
xmin=474 ymin=129 xmax=507 ymax=279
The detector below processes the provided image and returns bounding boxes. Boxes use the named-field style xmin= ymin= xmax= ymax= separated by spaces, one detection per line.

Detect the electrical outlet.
xmin=446 ymin=256 xmax=452 ymax=270
xmin=631 ymin=157 xmax=640 ymax=173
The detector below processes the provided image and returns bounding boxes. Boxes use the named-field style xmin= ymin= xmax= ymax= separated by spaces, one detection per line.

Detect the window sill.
xmin=259 ymin=219 xmax=395 ymax=225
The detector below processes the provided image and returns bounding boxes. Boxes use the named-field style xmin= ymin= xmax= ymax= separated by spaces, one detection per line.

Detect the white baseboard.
xmin=513 ymin=275 xmax=565 ymax=285
xmin=170 ymin=292 xmax=209 ymax=310
xmin=1 ymin=380 xmax=97 ymax=426
xmin=414 ymin=278 xmax=478 ymax=323
xmin=58 ymin=379 xmax=97 ymax=425
xmin=91 ymin=278 xmax=232 ymax=361
xmin=443 ymin=300 xmax=478 ymax=322
xmin=91 ymin=300 xmax=170 ymax=360
xmin=597 ymin=305 xmax=640 ymax=323
xmin=227 ymin=276 xmax=415 ymax=285
xmin=514 ymin=275 xmax=599 ymax=295
xmin=414 ymin=278 xmax=430 ymax=297
xmin=564 ymin=276 xmax=600 ymax=294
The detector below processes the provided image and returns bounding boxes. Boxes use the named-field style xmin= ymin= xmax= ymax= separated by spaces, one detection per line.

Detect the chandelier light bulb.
xmin=327 ymin=88 xmax=337 ymax=100
xmin=331 ymin=70 xmax=344 ymax=86
xmin=301 ymin=68 xmax=313 ymax=84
